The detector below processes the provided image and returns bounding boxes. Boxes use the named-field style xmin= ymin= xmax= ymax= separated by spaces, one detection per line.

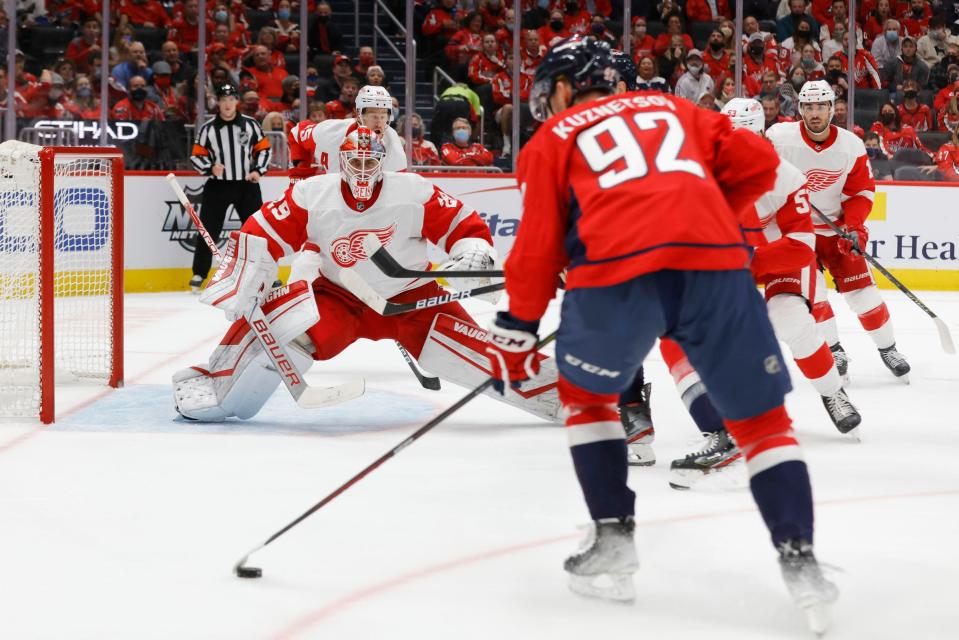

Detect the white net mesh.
xmin=0 ymin=142 xmax=117 ymax=419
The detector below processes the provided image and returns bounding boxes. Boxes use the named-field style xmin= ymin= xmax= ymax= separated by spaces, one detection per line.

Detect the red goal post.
xmin=0 ymin=142 xmax=124 ymax=424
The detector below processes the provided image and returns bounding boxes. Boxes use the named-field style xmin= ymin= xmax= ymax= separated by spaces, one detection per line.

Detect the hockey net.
xmin=0 ymin=141 xmax=123 ymax=423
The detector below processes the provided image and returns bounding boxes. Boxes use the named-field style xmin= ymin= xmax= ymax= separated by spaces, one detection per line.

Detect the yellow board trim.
xmin=868 ymin=191 xmax=888 ymax=221
xmin=822 ymin=267 xmax=959 ymax=291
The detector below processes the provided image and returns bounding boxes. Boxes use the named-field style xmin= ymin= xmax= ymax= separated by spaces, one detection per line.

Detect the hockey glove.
xmin=199 ymin=231 xmax=278 ymax=321
xmin=837 ymin=224 xmax=869 ymax=256
xmin=486 ymin=312 xmax=541 ymax=394
xmin=441 ymin=237 xmax=502 ymax=304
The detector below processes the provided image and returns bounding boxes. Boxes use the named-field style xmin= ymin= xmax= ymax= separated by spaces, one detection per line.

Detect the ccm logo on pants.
xmin=564 ymin=353 xmax=621 ymax=378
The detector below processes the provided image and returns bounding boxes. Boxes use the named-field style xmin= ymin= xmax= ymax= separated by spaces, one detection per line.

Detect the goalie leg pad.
xmin=418 ymin=313 xmax=561 ymax=423
xmin=173 ymin=282 xmax=319 ymax=421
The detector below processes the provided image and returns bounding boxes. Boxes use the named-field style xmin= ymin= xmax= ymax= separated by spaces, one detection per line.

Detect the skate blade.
xmin=895 ymin=373 xmax=910 ymax=385
xmin=628 ymin=444 xmax=655 ymax=467
xmin=840 ymin=373 xmax=850 ymax=386
xmin=801 ymin=601 xmax=834 ymax=636
xmin=568 ymin=573 xmax=636 ymax=605
xmin=843 ymin=427 xmax=862 ymax=443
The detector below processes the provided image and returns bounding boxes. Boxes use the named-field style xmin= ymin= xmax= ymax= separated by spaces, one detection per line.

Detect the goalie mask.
xmin=340 ymin=126 xmax=387 ymax=202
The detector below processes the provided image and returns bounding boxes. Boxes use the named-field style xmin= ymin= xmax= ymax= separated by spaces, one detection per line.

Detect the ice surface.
xmin=1 ymin=290 xmax=957 ymax=639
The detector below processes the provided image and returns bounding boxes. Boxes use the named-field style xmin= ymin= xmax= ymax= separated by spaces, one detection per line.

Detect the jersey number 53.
xmin=576 ymin=111 xmax=706 ymax=189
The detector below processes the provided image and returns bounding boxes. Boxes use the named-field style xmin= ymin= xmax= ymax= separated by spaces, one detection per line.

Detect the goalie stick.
xmin=362 ymin=236 xmax=505 ymax=279
xmin=811 ymin=205 xmax=955 ymax=354
xmin=232 ymin=331 xmax=558 ymax=579
xmin=338 ymin=268 xmax=504 ymax=316
xmin=396 ymin=341 xmax=441 ymax=390
xmin=165 ymin=174 xmax=365 ymax=409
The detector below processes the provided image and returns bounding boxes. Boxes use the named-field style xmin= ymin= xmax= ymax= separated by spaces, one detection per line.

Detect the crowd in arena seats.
xmin=3 ymin=0 xmax=958 ymax=177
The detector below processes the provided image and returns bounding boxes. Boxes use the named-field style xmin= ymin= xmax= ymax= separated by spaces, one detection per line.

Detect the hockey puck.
xmin=235 ymin=566 xmax=262 ymax=579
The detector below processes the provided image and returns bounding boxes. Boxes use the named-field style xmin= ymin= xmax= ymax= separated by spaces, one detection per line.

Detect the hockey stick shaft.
xmin=395 ymin=341 xmax=441 ymax=390
xmin=338 ymin=268 xmax=504 ymax=316
xmin=365 ymin=236 xmax=504 ymax=279
xmin=234 ymin=331 xmax=557 ymax=571
xmin=812 ymin=205 xmax=955 ymax=353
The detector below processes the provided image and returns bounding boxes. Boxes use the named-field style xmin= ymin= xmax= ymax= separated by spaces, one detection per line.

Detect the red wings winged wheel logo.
xmin=330 ymin=224 xmax=396 ymax=268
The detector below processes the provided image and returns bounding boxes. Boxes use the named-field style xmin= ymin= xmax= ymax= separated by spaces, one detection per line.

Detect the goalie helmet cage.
xmin=0 ymin=143 xmax=124 ymax=424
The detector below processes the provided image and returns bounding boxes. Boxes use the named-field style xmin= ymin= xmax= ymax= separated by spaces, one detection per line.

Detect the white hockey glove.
xmin=441 ymin=238 xmax=502 ymax=304
xmin=199 ymin=231 xmax=278 ymax=321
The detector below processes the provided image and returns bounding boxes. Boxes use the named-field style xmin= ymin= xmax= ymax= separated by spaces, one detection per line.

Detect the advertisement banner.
xmin=122 ymin=175 xmax=958 ymax=292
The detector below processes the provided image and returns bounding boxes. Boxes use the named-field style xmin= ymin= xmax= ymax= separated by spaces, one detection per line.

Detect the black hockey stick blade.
xmin=363 ymin=236 xmax=504 ymax=279
xmin=396 ymin=341 xmax=441 ymax=390
xmin=812 ymin=207 xmax=955 ymax=355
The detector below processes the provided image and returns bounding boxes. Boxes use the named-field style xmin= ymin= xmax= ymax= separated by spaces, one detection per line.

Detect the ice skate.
xmin=778 ymin=539 xmax=839 ymax=636
xmin=878 ymin=344 xmax=910 ymax=383
xmin=669 ymin=428 xmax=742 ymax=490
xmin=564 ymin=517 xmax=638 ymax=604
xmin=189 ymin=275 xmax=204 ymax=294
xmin=821 ymin=389 xmax=861 ymax=437
xmin=829 ymin=343 xmax=850 ymax=385
xmin=620 ymin=383 xmax=654 ymax=466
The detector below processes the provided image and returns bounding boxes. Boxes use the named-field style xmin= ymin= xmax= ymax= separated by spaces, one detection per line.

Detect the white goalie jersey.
xmin=765 ymin=122 xmax=876 ymax=235
xmin=243 ymin=172 xmax=493 ymax=300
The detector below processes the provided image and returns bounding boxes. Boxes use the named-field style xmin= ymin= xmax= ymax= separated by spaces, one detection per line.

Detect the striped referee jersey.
xmin=191 ymin=113 xmax=272 ymax=180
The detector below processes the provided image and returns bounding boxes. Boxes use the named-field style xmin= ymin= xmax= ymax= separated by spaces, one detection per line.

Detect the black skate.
xmin=778 ymin=538 xmax=839 ymax=636
xmin=620 ymin=383 xmax=654 ymax=466
xmin=669 ymin=428 xmax=742 ymax=490
xmin=878 ymin=344 xmax=911 ymax=383
xmin=189 ymin=275 xmax=204 ymax=294
xmin=821 ymin=389 xmax=861 ymax=436
xmin=564 ymin=517 xmax=638 ymax=604
xmin=830 ymin=343 xmax=850 ymax=385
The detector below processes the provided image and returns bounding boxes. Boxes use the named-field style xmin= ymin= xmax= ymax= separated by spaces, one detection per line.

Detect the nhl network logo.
xmin=162 ymin=184 xmax=242 ymax=252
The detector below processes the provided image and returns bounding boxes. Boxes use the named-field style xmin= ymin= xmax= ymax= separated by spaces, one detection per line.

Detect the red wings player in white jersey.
xmin=172 ymin=127 xmax=561 ymax=424
xmin=766 ymin=80 xmax=911 ymax=382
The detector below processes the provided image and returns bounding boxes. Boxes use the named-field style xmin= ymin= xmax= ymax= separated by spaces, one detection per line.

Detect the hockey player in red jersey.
xmin=172 ymin=127 xmax=561 ymax=426
xmin=484 ymin=37 xmax=836 ymax=633
xmin=767 ymin=80 xmax=911 ymax=382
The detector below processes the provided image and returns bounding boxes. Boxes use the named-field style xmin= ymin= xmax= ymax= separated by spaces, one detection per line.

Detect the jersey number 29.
xmin=576 ymin=111 xmax=706 ymax=189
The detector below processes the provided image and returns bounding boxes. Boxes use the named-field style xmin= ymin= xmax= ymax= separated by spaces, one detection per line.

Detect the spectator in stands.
xmin=537 ymin=9 xmax=571 ymax=49
xmin=493 ymin=8 xmax=515 ymax=50
xmin=703 ymin=30 xmax=731 ymax=83
xmin=777 ymin=0 xmax=820 ymax=43
xmin=67 ymin=19 xmax=101 ymax=74
xmin=918 ymin=18 xmax=959 ymax=68
xmin=19 ymin=71 xmax=68 ymax=120
xmin=111 ymin=41 xmax=152 ymax=90
xmin=210 ymin=25 xmax=245 ymax=69
xmin=883 ymin=35 xmax=929 ymax=92
xmin=480 ymin=0 xmax=507 ymax=31
xmin=53 ymin=59 xmax=77 ymax=100
xmin=168 ymin=0 xmax=206 ymax=54
xmin=364 ymin=65 xmax=385 ymax=88
xmin=240 ymin=89 xmax=265 ymax=119
xmin=657 ymin=0 xmax=683 ymax=22
xmin=118 ymin=0 xmax=170 ymax=29
xmin=398 ymin=113 xmax=441 ymax=165
xmin=272 ymin=0 xmax=300 ymax=52
xmin=838 ymin=31 xmax=883 ymax=87
xmin=431 ymin=82 xmax=481 ymax=146
xmin=261 ymin=111 xmax=287 ymax=133
xmin=631 ymin=17 xmax=655 ymax=62
xmin=863 ymin=0 xmax=893 ymax=48
xmin=780 ymin=17 xmax=820 ymax=72
xmin=871 ymin=101 xmax=933 ymax=157
xmin=250 ymin=27 xmax=287 ymax=69
xmin=589 ymin=15 xmax=616 ymax=46
xmin=743 ymin=32 xmax=779 ymax=95
xmin=675 ymin=49 xmax=714 ymax=101
xmin=491 ymin=50 xmax=532 ymax=156
xmin=149 ymin=60 xmax=181 ymax=118
xmin=354 ymin=47 xmax=376 ymax=78
xmin=698 ymin=90 xmax=719 ymax=110
xmin=871 ymin=18 xmax=902 ymax=71
xmin=762 ymin=94 xmax=789 ymax=129
xmin=900 ymin=0 xmax=931 ymax=38
xmin=931 ymin=43 xmax=959 ymax=90
xmin=824 ymin=53 xmax=849 ymax=97
xmin=307 ymin=101 xmax=327 ymax=123
xmin=637 ymin=55 xmax=669 ymax=92
xmin=788 ymin=66 xmax=809 ymax=93
xmin=934 ymin=66 xmax=959 ymax=127
xmin=160 ymin=41 xmax=194 ymax=86
xmin=469 ymin=33 xmax=505 ymax=92
xmin=312 ymin=54 xmax=353 ymax=102
xmin=269 ymin=75 xmax=300 ymax=115
xmin=441 ymin=117 xmax=493 ymax=166
xmin=658 ymin=36 xmax=689 ymax=88
xmin=564 ymin=1 xmax=592 ymax=35
xmin=932 ymin=123 xmax=959 ymax=180
xmin=654 ymin=14 xmax=693 ymax=57
xmin=308 ymin=1 xmax=343 ymax=57
xmin=861 ymin=131 xmax=892 ymax=176
xmin=798 ymin=43 xmax=825 ymax=79
xmin=423 ymin=0 xmax=460 ymax=44
xmin=820 ymin=0 xmax=852 ymax=42
xmin=446 ymin=11 xmax=485 ymax=75
xmin=246 ymin=45 xmax=288 ymax=102
xmin=522 ymin=29 xmax=545 ymax=74
xmin=714 ymin=76 xmax=737 ymax=108
xmin=65 ymin=74 xmax=101 ymax=120
xmin=821 ymin=18 xmax=846 ymax=60
xmin=898 ymin=78 xmax=933 ymax=130
xmin=325 ymin=76 xmax=360 ymax=119
xmin=111 ymin=74 xmax=164 ymax=120
xmin=206 ymin=67 xmax=234 ymax=110
xmin=687 ymin=0 xmax=732 ymax=22
xmin=832 ymin=97 xmax=865 ymax=137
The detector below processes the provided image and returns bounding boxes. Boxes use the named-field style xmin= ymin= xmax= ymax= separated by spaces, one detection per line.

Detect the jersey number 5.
xmin=576 ymin=111 xmax=705 ymax=189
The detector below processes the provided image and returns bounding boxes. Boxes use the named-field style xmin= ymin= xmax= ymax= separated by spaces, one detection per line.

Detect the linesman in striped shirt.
xmin=189 ymin=83 xmax=272 ymax=291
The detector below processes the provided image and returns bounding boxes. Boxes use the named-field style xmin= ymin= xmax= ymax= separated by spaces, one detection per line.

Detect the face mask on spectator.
xmin=412 ymin=125 xmax=422 ymax=138
xmin=885 ymin=30 xmax=899 ymax=43
xmin=155 ymin=75 xmax=171 ymax=89
xmin=749 ymin=43 xmax=764 ymax=56
xmin=453 ymin=128 xmax=470 ymax=143
xmin=316 ymin=14 xmax=329 ymax=23
xmin=360 ymin=52 xmax=374 ymax=65
xmin=904 ymin=89 xmax=918 ymax=99
xmin=687 ymin=62 xmax=703 ymax=75
xmin=537 ymin=0 xmax=549 ymax=8
xmin=592 ymin=23 xmax=605 ymax=35
xmin=215 ymin=10 xmax=229 ymax=22
xmin=881 ymin=111 xmax=895 ymax=125
xmin=720 ymin=26 xmax=732 ymax=38
xmin=77 ymin=86 xmax=92 ymax=98
xmin=932 ymin=29 xmax=945 ymax=40
xmin=278 ymin=8 xmax=290 ymax=19
xmin=710 ymin=41 xmax=723 ymax=52
xmin=550 ymin=19 xmax=564 ymax=31
xmin=866 ymin=147 xmax=881 ymax=158
xmin=792 ymin=75 xmax=805 ymax=89
xmin=49 ymin=89 xmax=62 ymax=100
xmin=130 ymin=87 xmax=147 ymax=101
xmin=796 ymin=29 xmax=810 ymax=40
xmin=635 ymin=25 xmax=646 ymax=37
xmin=307 ymin=74 xmax=318 ymax=85
xmin=801 ymin=55 xmax=815 ymax=68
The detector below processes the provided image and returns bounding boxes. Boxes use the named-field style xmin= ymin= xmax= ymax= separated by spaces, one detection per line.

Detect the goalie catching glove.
xmin=486 ymin=311 xmax=541 ymax=394
xmin=441 ymin=238 xmax=502 ymax=304
xmin=199 ymin=231 xmax=278 ymax=321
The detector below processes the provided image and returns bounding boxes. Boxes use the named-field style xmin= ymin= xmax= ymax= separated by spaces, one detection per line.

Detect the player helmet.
xmin=797 ymin=80 xmax=836 ymax=106
xmin=720 ymin=97 xmax=765 ymax=135
xmin=529 ymin=35 xmax=619 ymax=122
xmin=610 ymin=49 xmax=638 ymax=91
xmin=340 ymin=126 xmax=387 ymax=202
xmin=355 ymin=85 xmax=395 ymax=125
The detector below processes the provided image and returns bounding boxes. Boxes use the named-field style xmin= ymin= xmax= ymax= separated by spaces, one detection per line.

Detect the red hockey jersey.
xmin=506 ymin=92 xmax=779 ymax=322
